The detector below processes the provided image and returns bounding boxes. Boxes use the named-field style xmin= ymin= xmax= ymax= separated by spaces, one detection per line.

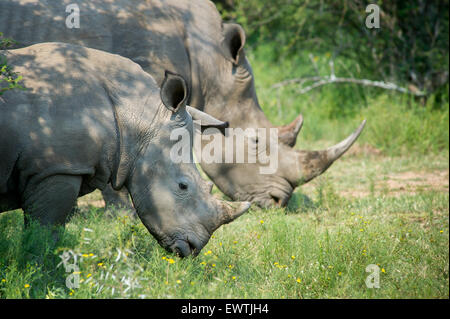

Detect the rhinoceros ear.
xmin=160 ymin=70 xmax=189 ymax=112
xmin=222 ymin=23 xmax=246 ymax=64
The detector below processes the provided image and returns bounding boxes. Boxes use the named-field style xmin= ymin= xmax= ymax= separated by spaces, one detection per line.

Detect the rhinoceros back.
xmin=0 ymin=43 xmax=161 ymax=203
xmin=0 ymin=0 xmax=113 ymax=51
xmin=0 ymin=0 xmax=202 ymax=86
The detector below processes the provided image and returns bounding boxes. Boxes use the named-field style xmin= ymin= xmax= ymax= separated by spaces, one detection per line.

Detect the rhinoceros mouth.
xmin=140 ymin=217 xmax=209 ymax=257
xmin=167 ymin=235 xmax=207 ymax=257
xmin=256 ymin=190 xmax=292 ymax=208
xmin=169 ymin=239 xmax=198 ymax=257
xmin=235 ymin=179 xmax=293 ymax=208
xmin=157 ymin=229 xmax=209 ymax=258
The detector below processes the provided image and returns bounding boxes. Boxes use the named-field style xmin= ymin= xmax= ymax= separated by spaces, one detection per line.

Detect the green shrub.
xmin=0 ymin=32 xmax=24 ymax=95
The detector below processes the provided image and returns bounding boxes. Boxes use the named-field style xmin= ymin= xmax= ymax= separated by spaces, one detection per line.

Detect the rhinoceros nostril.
xmin=270 ymin=195 xmax=281 ymax=206
xmin=171 ymin=240 xmax=192 ymax=258
xmin=187 ymin=235 xmax=204 ymax=256
xmin=188 ymin=241 xmax=198 ymax=256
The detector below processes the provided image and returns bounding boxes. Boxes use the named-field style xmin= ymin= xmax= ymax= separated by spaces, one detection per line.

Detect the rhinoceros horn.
xmin=216 ymin=201 xmax=252 ymax=230
xmin=287 ymin=120 xmax=366 ymax=186
xmin=278 ymin=114 xmax=304 ymax=147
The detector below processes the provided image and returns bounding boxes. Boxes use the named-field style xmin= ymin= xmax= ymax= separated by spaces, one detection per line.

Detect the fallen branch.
xmin=271 ymin=63 xmax=427 ymax=96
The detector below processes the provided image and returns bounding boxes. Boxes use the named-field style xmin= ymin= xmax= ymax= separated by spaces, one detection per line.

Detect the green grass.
xmin=0 ymin=45 xmax=449 ymax=299
xmin=0 ymin=148 xmax=449 ymax=299
xmin=0 ymin=153 xmax=448 ymax=298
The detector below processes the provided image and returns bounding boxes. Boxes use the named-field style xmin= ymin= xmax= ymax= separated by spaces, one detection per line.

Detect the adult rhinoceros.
xmin=0 ymin=42 xmax=250 ymax=257
xmin=0 ymin=0 xmax=365 ymax=208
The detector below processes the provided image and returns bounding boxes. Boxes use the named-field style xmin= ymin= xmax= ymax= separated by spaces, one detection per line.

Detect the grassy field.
xmin=0 ymin=153 xmax=448 ymax=298
xmin=0 ymin=48 xmax=449 ymax=299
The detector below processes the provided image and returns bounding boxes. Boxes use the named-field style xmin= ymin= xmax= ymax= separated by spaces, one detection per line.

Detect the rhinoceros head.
xmin=126 ymin=71 xmax=250 ymax=257
xmin=192 ymin=22 xmax=366 ymax=208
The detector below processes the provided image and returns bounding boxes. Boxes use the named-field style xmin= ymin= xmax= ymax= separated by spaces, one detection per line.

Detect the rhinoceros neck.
xmin=103 ymin=79 xmax=164 ymax=189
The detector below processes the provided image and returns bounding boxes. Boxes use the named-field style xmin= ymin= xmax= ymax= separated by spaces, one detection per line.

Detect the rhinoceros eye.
xmin=178 ymin=182 xmax=188 ymax=191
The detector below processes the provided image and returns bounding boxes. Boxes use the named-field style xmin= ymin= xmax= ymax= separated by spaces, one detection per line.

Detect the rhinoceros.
xmin=0 ymin=42 xmax=250 ymax=257
xmin=0 ymin=0 xmax=365 ymax=208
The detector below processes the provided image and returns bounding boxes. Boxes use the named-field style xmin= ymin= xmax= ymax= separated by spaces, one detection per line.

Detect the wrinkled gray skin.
xmin=1 ymin=0 xmax=365 ymax=208
xmin=0 ymin=43 xmax=250 ymax=257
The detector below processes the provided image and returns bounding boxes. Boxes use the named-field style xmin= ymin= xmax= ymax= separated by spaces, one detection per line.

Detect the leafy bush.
xmin=0 ymin=32 xmax=24 ymax=95
xmin=215 ymin=0 xmax=449 ymax=97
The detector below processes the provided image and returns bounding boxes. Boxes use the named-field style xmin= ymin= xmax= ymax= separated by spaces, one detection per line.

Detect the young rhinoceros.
xmin=0 ymin=42 xmax=250 ymax=257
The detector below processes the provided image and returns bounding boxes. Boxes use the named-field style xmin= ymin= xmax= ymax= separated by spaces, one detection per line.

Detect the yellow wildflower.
xmin=24 ymin=284 xmax=30 ymax=288
xmin=291 ymin=255 xmax=295 ymax=260
xmin=296 ymin=278 xmax=301 ymax=283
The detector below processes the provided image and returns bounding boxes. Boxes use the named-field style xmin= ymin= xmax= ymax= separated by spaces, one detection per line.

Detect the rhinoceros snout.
xmin=269 ymin=189 xmax=293 ymax=208
xmin=250 ymin=184 xmax=293 ymax=208
xmin=170 ymin=238 xmax=203 ymax=258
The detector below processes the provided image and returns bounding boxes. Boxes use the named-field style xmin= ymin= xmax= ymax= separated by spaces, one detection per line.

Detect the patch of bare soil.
xmin=341 ymin=169 xmax=449 ymax=198
xmin=78 ymin=199 xmax=106 ymax=208
xmin=77 ymin=190 xmax=105 ymax=208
